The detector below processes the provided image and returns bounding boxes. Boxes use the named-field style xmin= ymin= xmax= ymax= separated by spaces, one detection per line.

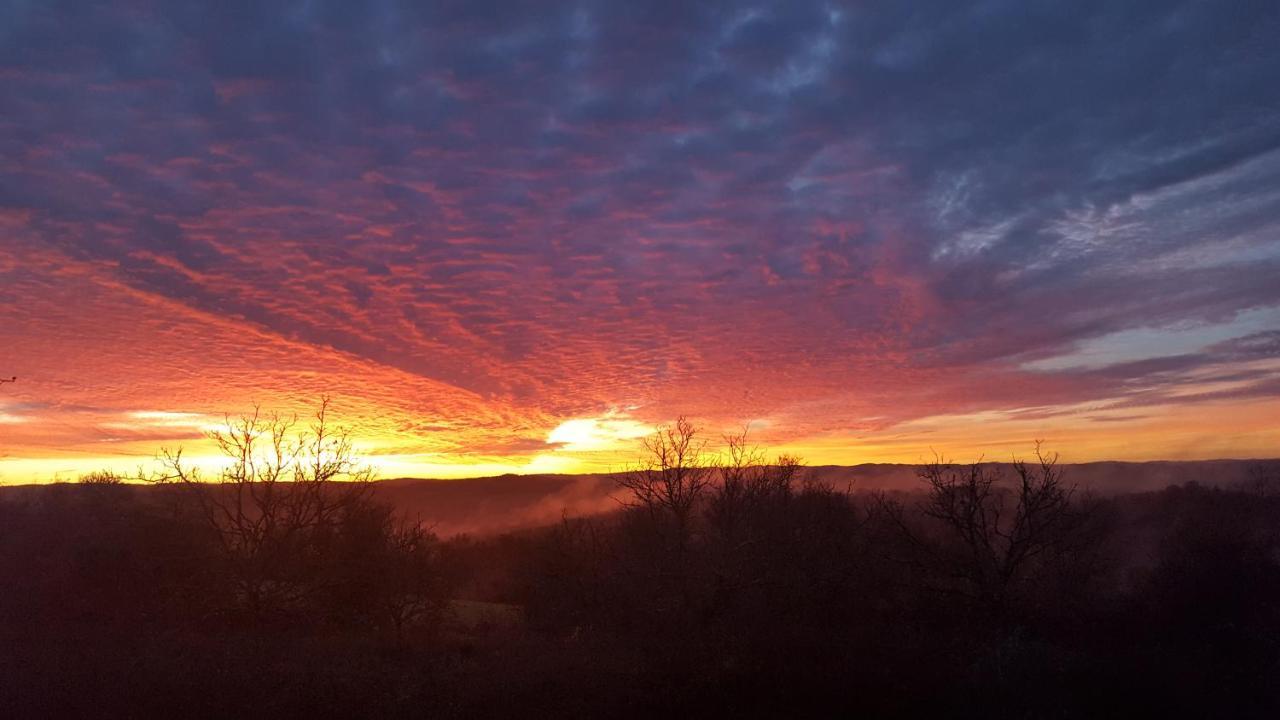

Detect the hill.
xmin=372 ymin=458 xmax=1275 ymax=536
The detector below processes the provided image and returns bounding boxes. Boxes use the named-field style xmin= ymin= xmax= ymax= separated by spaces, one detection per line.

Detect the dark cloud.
xmin=1 ymin=0 xmax=1278 ymax=443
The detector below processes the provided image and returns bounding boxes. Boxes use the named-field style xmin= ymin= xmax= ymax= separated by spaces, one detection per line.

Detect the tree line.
xmin=1 ymin=402 xmax=1278 ymax=717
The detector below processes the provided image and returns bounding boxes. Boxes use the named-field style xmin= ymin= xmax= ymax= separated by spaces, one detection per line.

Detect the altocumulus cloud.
xmin=1 ymin=0 xmax=1279 ymax=471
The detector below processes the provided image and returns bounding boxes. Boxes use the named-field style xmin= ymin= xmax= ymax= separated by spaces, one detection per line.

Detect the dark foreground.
xmin=3 ymin=464 xmax=1279 ymax=718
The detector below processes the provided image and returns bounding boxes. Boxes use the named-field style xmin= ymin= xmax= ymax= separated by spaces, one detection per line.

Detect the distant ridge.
xmin=2 ymin=459 xmax=1272 ymax=537
xmin=370 ymin=459 xmax=1276 ymax=536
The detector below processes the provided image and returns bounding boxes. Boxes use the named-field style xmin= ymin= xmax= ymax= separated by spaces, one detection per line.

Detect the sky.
xmin=2 ymin=0 xmax=1280 ymax=482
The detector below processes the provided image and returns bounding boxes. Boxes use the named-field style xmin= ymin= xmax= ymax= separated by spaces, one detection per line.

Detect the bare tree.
xmin=378 ymin=518 xmax=447 ymax=641
xmin=616 ymin=416 xmax=714 ymax=541
xmin=79 ymin=470 xmax=124 ymax=485
xmin=527 ymin=513 xmax=611 ymax=632
xmin=699 ymin=427 xmax=815 ymax=623
xmin=719 ymin=427 xmax=767 ymax=492
xmin=879 ymin=443 xmax=1088 ymax=616
xmin=613 ymin=416 xmax=716 ymax=624
xmin=708 ymin=426 xmax=802 ymax=539
xmin=327 ymin=499 xmax=449 ymax=643
xmin=153 ymin=397 xmax=373 ymax=617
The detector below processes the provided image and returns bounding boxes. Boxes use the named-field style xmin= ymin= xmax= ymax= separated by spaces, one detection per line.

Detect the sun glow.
xmin=545 ymin=412 xmax=654 ymax=452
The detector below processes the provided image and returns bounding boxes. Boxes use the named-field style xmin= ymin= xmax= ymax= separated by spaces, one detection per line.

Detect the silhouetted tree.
xmin=616 ymin=416 xmax=713 ymax=547
xmin=78 ymin=470 xmax=124 ymax=485
xmin=707 ymin=427 xmax=802 ymax=536
xmin=879 ymin=443 xmax=1093 ymax=619
xmin=704 ymin=429 xmax=814 ymax=619
xmin=152 ymin=397 xmax=373 ymax=619
xmin=322 ymin=499 xmax=449 ymax=643
xmin=522 ymin=514 xmax=613 ymax=633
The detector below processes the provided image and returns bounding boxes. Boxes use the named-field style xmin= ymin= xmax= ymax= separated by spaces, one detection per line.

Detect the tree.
xmin=324 ymin=499 xmax=449 ymax=643
xmin=153 ymin=397 xmax=373 ymax=619
xmin=616 ymin=416 xmax=713 ymax=544
xmin=701 ymin=427 xmax=820 ymax=628
xmin=707 ymin=426 xmax=803 ymax=541
xmin=879 ymin=443 xmax=1092 ymax=618
xmin=611 ymin=416 xmax=718 ymax=631
xmin=79 ymin=470 xmax=124 ymax=485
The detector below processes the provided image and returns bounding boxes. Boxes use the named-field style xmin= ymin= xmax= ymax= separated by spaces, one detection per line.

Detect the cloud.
xmin=1 ymin=0 xmax=1279 ymax=477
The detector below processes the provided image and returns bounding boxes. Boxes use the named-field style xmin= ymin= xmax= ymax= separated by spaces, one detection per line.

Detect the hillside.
xmin=372 ymin=458 xmax=1275 ymax=536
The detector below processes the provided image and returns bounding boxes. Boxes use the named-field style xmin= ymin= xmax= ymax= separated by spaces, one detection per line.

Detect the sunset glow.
xmin=2 ymin=1 xmax=1279 ymax=483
